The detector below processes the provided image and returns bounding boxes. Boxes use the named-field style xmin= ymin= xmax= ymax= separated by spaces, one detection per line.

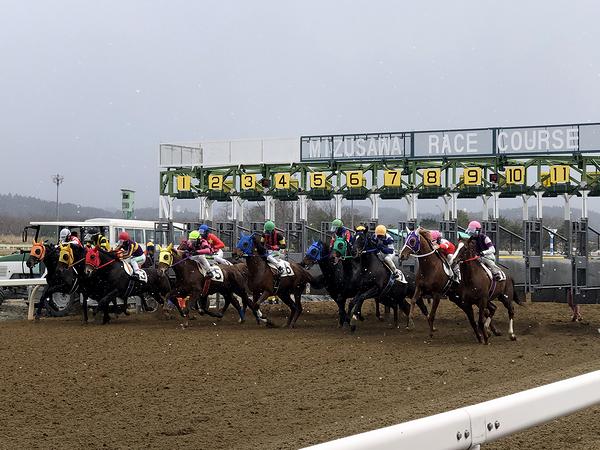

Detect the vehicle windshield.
xmin=34 ymin=225 xmax=109 ymax=245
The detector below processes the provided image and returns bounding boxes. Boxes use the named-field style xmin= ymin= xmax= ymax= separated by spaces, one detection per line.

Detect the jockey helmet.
xmin=330 ymin=218 xmax=343 ymax=231
xmin=146 ymin=241 xmax=155 ymax=248
xmin=118 ymin=231 xmax=130 ymax=241
xmin=466 ymin=220 xmax=482 ymax=236
xmin=59 ymin=228 xmax=70 ymax=242
xmin=375 ymin=225 xmax=387 ymax=236
xmin=430 ymin=230 xmax=442 ymax=241
xmin=355 ymin=225 xmax=366 ymax=233
xmin=264 ymin=221 xmax=275 ymax=232
xmin=189 ymin=230 xmax=200 ymax=240
xmin=198 ymin=224 xmax=209 ymax=235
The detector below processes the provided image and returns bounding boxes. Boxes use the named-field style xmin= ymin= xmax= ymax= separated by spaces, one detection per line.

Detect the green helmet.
xmin=330 ymin=218 xmax=343 ymax=232
xmin=264 ymin=221 xmax=275 ymax=232
xmin=189 ymin=230 xmax=200 ymax=239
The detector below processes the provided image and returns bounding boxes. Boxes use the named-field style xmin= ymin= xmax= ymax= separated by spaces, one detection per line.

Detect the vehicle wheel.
xmin=46 ymin=292 xmax=78 ymax=317
xmin=142 ymin=295 xmax=159 ymax=313
xmin=0 ymin=288 xmax=5 ymax=307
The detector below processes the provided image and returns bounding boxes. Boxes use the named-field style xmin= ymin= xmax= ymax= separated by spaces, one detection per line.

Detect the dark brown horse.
xmin=235 ymin=233 xmax=321 ymax=328
xmin=157 ymin=244 xmax=269 ymax=327
xmin=399 ymin=227 xmax=482 ymax=340
xmin=451 ymin=236 xmax=522 ymax=343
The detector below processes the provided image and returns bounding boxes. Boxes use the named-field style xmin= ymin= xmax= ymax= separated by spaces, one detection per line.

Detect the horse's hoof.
xmin=493 ymin=330 xmax=502 ymax=337
xmin=510 ymin=334 xmax=517 ymax=341
xmin=377 ymin=317 xmax=384 ymax=322
xmin=350 ymin=324 xmax=356 ymax=333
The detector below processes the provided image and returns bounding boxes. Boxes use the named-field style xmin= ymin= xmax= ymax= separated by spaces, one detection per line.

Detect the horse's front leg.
xmin=427 ymin=294 xmax=442 ymax=337
xmin=409 ymin=285 xmax=422 ymax=319
xmin=81 ymin=295 xmax=89 ymax=324
xmin=98 ymin=289 xmax=118 ymax=325
xmin=478 ymin=298 xmax=489 ymax=345
xmin=349 ymin=287 xmax=379 ymax=333
xmin=335 ymin=295 xmax=347 ymax=327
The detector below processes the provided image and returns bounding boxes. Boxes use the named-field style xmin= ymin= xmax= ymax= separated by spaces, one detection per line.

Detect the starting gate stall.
xmin=158 ymin=122 xmax=600 ymax=302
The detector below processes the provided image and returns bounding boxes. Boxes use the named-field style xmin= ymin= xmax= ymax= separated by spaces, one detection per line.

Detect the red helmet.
xmin=118 ymin=231 xmax=130 ymax=241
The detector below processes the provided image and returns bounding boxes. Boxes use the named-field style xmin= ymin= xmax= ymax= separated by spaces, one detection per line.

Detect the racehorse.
xmin=156 ymin=244 xmax=269 ymax=327
xmin=451 ymin=235 xmax=522 ymax=343
xmin=347 ymin=232 xmax=429 ymax=332
xmin=399 ymin=227 xmax=483 ymax=341
xmin=84 ymin=247 xmax=171 ymax=324
xmin=235 ymin=233 xmax=322 ymax=328
xmin=26 ymin=241 xmax=80 ymax=318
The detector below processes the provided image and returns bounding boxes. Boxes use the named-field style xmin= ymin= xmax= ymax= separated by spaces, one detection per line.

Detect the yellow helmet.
xmin=375 ymin=225 xmax=387 ymax=236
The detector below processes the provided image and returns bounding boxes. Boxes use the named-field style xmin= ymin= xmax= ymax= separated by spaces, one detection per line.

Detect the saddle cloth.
xmin=441 ymin=257 xmax=454 ymax=278
xmin=267 ymin=260 xmax=294 ymax=277
xmin=123 ymin=261 xmax=148 ymax=283
xmin=193 ymin=262 xmax=225 ymax=282
xmin=479 ymin=261 xmax=506 ymax=281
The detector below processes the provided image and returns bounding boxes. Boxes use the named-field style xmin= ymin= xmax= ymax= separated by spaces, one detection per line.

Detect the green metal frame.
xmin=159 ymin=155 xmax=600 ymax=202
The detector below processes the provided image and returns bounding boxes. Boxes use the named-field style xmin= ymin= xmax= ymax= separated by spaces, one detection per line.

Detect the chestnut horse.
xmin=156 ymin=244 xmax=269 ymax=327
xmin=399 ymin=228 xmax=482 ymax=341
xmin=235 ymin=233 xmax=322 ymax=328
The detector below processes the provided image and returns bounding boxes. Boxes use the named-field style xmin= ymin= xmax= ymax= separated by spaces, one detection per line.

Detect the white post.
xmin=563 ymin=194 xmax=571 ymax=221
xmin=228 ymin=197 xmax=238 ymax=221
xmin=521 ymin=194 xmax=530 ymax=221
xmin=334 ymin=194 xmax=343 ymax=219
xmin=299 ymin=195 xmax=308 ymax=221
xmin=369 ymin=193 xmax=379 ymax=221
xmin=535 ymin=192 xmax=543 ymax=220
xmin=264 ymin=195 xmax=275 ymax=222
xmin=237 ymin=197 xmax=245 ymax=222
xmin=491 ymin=192 xmax=500 ymax=220
xmin=451 ymin=192 xmax=458 ymax=221
xmin=482 ymin=195 xmax=490 ymax=221
xmin=293 ymin=200 xmax=298 ymax=223
xmin=159 ymin=196 xmax=174 ymax=220
xmin=442 ymin=195 xmax=451 ymax=221
xmin=581 ymin=190 xmax=589 ymax=219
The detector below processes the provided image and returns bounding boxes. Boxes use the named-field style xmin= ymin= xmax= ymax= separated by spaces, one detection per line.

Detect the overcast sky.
xmin=1 ymin=0 xmax=599 ymax=213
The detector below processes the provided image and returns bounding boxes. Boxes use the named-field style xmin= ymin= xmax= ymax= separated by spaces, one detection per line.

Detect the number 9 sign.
xmin=463 ymin=168 xmax=482 ymax=186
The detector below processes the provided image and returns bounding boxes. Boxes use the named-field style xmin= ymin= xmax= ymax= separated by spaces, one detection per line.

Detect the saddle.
xmin=267 ymin=260 xmax=294 ymax=277
xmin=192 ymin=260 xmax=225 ymax=281
xmin=479 ymin=261 xmax=506 ymax=282
xmin=123 ymin=261 xmax=148 ymax=283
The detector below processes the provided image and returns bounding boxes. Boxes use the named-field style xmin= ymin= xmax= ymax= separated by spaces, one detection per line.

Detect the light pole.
xmin=52 ymin=174 xmax=64 ymax=223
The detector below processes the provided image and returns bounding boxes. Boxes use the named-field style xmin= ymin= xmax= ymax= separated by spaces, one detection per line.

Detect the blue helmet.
xmin=198 ymin=224 xmax=209 ymax=235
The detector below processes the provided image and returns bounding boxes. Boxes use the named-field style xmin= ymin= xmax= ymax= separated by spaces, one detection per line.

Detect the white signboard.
xmin=301 ymin=123 xmax=600 ymax=161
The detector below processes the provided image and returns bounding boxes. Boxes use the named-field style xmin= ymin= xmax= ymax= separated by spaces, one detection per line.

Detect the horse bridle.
xmin=401 ymin=231 xmax=437 ymax=258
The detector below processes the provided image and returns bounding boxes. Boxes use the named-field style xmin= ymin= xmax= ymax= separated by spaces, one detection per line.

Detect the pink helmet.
xmin=468 ymin=220 xmax=481 ymax=230
xmin=430 ymin=230 xmax=442 ymax=241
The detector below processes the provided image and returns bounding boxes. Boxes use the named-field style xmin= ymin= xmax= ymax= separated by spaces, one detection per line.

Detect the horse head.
xmin=84 ymin=247 xmax=101 ymax=275
xmin=26 ymin=240 xmax=47 ymax=268
xmin=450 ymin=232 xmax=477 ymax=265
xmin=57 ymin=243 xmax=74 ymax=269
xmin=399 ymin=227 xmax=433 ymax=260
xmin=331 ymin=237 xmax=349 ymax=264
xmin=302 ymin=240 xmax=326 ymax=267
xmin=235 ymin=233 xmax=257 ymax=257
xmin=157 ymin=243 xmax=174 ymax=273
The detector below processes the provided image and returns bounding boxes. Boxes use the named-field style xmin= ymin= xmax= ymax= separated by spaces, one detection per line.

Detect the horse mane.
xmin=418 ymin=228 xmax=432 ymax=242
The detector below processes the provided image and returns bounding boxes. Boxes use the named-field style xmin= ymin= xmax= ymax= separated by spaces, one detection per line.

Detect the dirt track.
xmin=0 ymin=300 xmax=599 ymax=449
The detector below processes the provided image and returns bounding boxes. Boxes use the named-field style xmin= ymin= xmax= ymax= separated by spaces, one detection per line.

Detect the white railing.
xmin=302 ymin=370 xmax=600 ymax=450
xmin=0 ymin=278 xmax=47 ymax=320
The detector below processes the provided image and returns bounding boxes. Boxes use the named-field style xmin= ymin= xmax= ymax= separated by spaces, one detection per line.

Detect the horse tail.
xmin=511 ymin=278 xmax=524 ymax=306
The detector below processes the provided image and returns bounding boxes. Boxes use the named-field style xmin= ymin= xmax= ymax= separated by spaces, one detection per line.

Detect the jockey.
xmin=84 ymin=230 xmax=110 ymax=252
xmin=374 ymin=225 xmax=406 ymax=282
xmin=330 ymin=218 xmax=352 ymax=248
xmin=430 ymin=230 xmax=460 ymax=281
xmin=261 ymin=220 xmax=286 ymax=274
xmin=199 ymin=224 xmax=232 ymax=266
xmin=115 ymin=231 xmax=146 ymax=278
xmin=465 ymin=220 xmax=502 ymax=281
xmin=185 ymin=230 xmax=213 ymax=277
xmin=59 ymin=228 xmax=82 ymax=246
xmin=144 ymin=241 xmax=156 ymax=268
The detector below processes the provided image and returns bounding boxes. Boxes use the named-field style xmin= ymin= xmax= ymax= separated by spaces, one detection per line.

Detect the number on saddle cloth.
xmin=332 ymin=237 xmax=348 ymax=257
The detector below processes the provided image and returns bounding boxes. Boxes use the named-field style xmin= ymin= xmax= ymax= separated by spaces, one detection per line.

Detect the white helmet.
xmin=59 ymin=228 xmax=70 ymax=243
